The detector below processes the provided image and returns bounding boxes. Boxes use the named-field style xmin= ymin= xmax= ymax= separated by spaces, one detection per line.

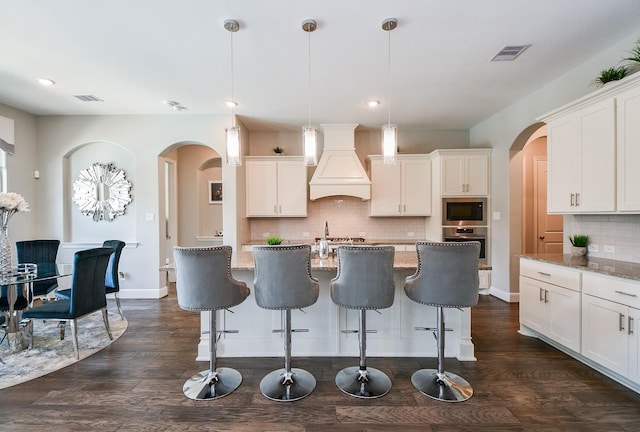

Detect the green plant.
xmin=568 ymin=234 xmax=589 ymax=247
xmin=624 ymin=38 xmax=640 ymax=64
xmin=593 ymin=66 xmax=629 ymax=87
xmin=266 ymin=235 xmax=283 ymax=245
xmin=273 ymin=146 xmax=284 ymax=154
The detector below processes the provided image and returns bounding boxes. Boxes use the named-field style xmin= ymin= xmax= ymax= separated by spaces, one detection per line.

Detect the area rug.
xmin=0 ymin=310 xmax=127 ymax=389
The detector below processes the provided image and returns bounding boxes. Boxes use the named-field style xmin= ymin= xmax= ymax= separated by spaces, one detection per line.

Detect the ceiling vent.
xmin=74 ymin=94 xmax=104 ymax=102
xmin=491 ymin=45 xmax=530 ymax=61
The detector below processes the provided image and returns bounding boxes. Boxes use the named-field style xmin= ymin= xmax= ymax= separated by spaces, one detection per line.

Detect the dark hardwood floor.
xmin=3 ymin=287 xmax=640 ymax=431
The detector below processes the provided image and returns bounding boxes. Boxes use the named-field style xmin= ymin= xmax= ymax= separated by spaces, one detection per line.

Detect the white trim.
xmin=119 ymin=286 xmax=168 ymax=299
xmin=489 ymin=285 xmax=520 ymax=303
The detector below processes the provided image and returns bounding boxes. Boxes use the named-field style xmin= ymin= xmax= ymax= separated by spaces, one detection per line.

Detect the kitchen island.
xmin=190 ymin=251 xmax=490 ymax=362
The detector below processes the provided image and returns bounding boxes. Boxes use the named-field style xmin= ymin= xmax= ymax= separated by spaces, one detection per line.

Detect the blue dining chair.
xmin=56 ymin=240 xmax=126 ymax=319
xmin=16 ymin=239 xmax=60 ymax=301
xmin=23 ymin=247 xmax=113 ymax=359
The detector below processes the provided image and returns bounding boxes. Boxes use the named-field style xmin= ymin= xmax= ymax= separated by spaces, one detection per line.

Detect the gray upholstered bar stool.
xmin=173 ymin=246 xmax=250 ymax=401
xmin=331 ymin=245 xmax=395 ymax=398
xmin=253 ymin=244 xmax=319 ymax=402
xmin=404 ymin=241 xmax=480 ymax=402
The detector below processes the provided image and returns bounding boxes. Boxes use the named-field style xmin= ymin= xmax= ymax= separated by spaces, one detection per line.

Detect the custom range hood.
xmin=309 ymin=124 xmax=371 ymax=200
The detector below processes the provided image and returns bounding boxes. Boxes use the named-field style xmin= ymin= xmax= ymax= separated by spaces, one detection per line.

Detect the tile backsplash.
xmin=565 ymin=214 xmax=640 ymax=263
xmin=249 ymin=196 xmax=426 ymax=243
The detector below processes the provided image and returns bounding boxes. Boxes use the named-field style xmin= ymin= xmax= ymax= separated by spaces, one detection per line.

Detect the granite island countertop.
xmin=521 ymin=253 xmax=640 ymax=282
xmin=232 ymin=250 xmax=492 ymax=272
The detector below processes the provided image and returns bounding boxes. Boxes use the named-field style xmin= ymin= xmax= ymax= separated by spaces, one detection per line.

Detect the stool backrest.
xmin=331 ymin=245 xmax=395 ymax=309
xmin=253 ymin=244 xmax=319 ymax=310
xmin=173 ymin=246 xmax=249 ymax=311
xmin=405 ymin=241 xmax=480 ymax=308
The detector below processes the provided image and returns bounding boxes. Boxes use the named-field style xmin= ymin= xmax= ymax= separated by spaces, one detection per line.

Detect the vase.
xmin=0 ymin=224 xmax=11 ymax=274
xmin=570 ymin=246 xmax=587 ymax=257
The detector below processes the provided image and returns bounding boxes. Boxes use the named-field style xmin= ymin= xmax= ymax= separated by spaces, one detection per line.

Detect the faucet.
xmin=324 ymin=221 xmax=329 ymax=238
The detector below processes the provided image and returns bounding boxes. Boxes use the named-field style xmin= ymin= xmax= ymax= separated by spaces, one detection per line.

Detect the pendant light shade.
xmin=302 ymin=19 xmax=318 ymax=166
xmin=225 ymin=19 xmax=241 ymax=166
xmin=382 ymin=18 xmax=397 ymax=165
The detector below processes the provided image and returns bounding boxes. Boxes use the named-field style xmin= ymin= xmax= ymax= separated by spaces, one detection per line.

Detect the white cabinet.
xmin=519 ymin=258 xmax=581 ymax=352
xmin=582 ymin=273 xmax=640 ymax=382
xmin=617 ymin=84 xmax=640 ymax=211
xmin=434 ymin=150 xmax=490 ymax=196
xmin=546 ymin=98 xmax=615 ymax=213
xmin=368 ymin=155 xmax=431 ymax=216
xmin=245 ymin=156 xmax=307 ymax=217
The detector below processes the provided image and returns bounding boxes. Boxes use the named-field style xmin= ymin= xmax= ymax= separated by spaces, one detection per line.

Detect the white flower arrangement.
xmin=0 ymin=192 xmax=30 ymax=227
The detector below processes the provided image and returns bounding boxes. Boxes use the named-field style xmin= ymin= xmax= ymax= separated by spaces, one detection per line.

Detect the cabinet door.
xmin=582 ymin=294 xmax=629 ymax=376
xmin=617 ymin=85 xmax=640 ymax=211
xmin=369 ymin=159 xmax=401 ymax=216
xmin=546 ymin=284 xmax=580 ymax=352
xmin=629 ymin=307 xmax=640 ymax=384
xmin=578 ymin=99 xmax=615 ymax=212
xmin=519 ymin=276 xmax=547 ymax=334
xmin=547 ymin=115 xmax=579 ymax=213
xmin=246 ymin=160 xmax=278 ymax=216
xmin=465 ymin=154 xmax=489 ymax=196
xmin=276 ymin=160 xmax=307 ymax=216
xmin=440 ymin=155 xmax=465 ymax=196
xmin=401 ymin=158 xmax=431 ymax=215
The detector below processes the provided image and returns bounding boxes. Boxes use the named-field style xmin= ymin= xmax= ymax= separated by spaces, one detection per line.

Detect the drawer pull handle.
xmin=544 ymin=289 xmax=549 ymax=303
xmin=614 ymin=290 xmax=638 ymax=298
xmin=538 ymin=272 xmax=551 ymax=277
xmin=629 ymin=317 xmax=634 ymax=336
xmin=619 ymin=313 xmax=626 ymax=332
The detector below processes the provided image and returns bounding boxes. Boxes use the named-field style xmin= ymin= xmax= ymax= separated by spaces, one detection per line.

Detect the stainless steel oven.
xmin=442 ymin=198 xmax=487 ymax=227
xmin=442 ymin=227 xmax=487 ymax=264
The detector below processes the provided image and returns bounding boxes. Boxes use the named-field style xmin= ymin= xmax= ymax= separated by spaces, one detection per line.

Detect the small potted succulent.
xmin=266 ymin=235 xmax=283 ymax=245
xmin=273 ymin=146 xmax=284 ymax=155
xmin=593 ymin=66 xmax=629 ymax=87
xmin=568 ymin=234 xmax=589 ymax=256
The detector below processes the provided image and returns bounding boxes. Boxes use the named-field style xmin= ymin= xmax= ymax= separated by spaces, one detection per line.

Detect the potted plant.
xmin=568 ymin=234 xmax=589 ymax=256
xmin=273 ymin=146 xmax=284 ymax=155
xmin=266 ymin=235 xmax=283 ymax=245
xmin=593 ymin=66 xmax=629 ymax=87
xmin=624 ymin=37 xmax=640 ymax=72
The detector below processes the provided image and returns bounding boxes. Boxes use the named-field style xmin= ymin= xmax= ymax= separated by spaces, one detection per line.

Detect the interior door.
xmin=534 ymin=157 xmax=563 ymax=253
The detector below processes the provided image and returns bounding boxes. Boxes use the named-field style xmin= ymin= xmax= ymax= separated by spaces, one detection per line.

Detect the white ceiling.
xmin=1 ymin=1 xmax=640 ymax=131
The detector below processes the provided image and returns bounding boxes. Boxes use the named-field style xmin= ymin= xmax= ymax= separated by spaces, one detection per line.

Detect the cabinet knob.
xmin=539 ymin=236 xmax=545 ymax=240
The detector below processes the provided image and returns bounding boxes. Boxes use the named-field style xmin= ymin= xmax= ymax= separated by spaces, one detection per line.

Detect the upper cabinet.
xmin=245 ymin=156 xmax=307 ymax=217
xmin=547 ymin=99 xmax=615 ymax=213
xmin=367 ymin=154 xmax=432 ymax=217
xmin=540 ymin=72 xmax=640 ymax=214
xmin=433 ymin=149 xmax=490 ymax=197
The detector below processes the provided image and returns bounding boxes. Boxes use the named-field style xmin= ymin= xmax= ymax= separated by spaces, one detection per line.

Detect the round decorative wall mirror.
xmin=73 ymin=162 xmax=132 ymax=222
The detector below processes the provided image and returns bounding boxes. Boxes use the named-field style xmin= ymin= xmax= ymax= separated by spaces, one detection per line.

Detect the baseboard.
xmin=119 ymin=286 xmax=168 ymax=299
xmin=489 ymin=285 xmax=520 ymax=303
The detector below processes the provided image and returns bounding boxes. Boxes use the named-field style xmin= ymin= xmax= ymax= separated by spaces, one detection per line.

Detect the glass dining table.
xmin=1 ymin=263 xmax=73 ymax=352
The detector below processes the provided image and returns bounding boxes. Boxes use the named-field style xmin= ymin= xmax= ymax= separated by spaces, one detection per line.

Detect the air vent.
xmin=74 ymin=94 xmax=104 ymax=102
xmin=491 ymin=45 xmax=531 ymax=61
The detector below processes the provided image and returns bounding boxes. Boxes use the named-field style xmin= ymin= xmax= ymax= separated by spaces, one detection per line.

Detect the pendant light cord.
xmin=307 ymin=25 xmax=312 ymax=128
xmin=387 ymin=26 xmax=392 ymax=126
xmin=230 ymin=28 xmax=235 ymax=127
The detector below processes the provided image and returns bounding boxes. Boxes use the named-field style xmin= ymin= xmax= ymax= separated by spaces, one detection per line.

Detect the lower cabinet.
xmin=581 ymin=272 xmax=640 ymax=382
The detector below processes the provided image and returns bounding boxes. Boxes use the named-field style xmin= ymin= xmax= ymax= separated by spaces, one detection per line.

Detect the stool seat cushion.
xmin=404 ymin=241 xmax=480 ymax=308
xmin=331 ymin=245 xmax=395 ymax=310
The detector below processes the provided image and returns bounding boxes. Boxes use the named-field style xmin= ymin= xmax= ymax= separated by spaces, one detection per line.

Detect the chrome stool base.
xmin=411 ymin=369 xmax=473 ymax=402
xmin=335 ymin=366 xmax=392 ymax=399
xmin=183 ymin=367 xmax=242 ymax=401
xmin=260 ymin=367 xmax=316 ymax=402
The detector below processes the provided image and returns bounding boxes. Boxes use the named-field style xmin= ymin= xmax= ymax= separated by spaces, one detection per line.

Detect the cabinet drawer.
xmin=520 ymin=259 xmax=580 ymax=291
xmin=583 ymin=272 xmax=640 ymax=309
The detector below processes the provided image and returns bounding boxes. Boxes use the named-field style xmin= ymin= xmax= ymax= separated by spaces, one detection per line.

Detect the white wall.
xmin=470 ymin=29 xmax=640 ymax=302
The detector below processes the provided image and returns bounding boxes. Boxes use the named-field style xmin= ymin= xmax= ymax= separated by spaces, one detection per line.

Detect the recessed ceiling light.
xmin=37 ymin=77 xmax=55 ymax=87
xmin=225 ymin=100 xmax=238 ymax=108
xmin=366 ymin=100 xmax=380 ymax=108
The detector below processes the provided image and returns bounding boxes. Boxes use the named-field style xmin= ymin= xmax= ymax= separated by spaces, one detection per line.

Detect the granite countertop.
xmin=521 ymin=253 xmax=640 ymax=281
xmin=246 ymin=239 xmax=423 ymax=246
xmin=232 ymin=251 xmax=492 ymax=272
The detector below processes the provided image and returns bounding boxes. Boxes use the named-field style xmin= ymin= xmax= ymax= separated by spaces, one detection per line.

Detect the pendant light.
xmin=302 ymin=19 xmax=318 ymax=166
xmin=224 ymin=19 xmax=241 ymax=166
xmin=381 ymin=18 xmax=397 ymax=165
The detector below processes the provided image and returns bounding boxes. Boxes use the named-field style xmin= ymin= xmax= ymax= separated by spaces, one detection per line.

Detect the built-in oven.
xmin=442 ymin=198 xmax=487 ymax=227
xmin=442 ymin=227 xmax=487 ymax=264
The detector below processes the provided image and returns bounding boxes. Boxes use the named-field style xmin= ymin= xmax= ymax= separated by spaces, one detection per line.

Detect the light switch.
xmin=145 ymin=213 xmax=155 ymax=222
xmin=493 ymin=211 xmax=501 ymax=220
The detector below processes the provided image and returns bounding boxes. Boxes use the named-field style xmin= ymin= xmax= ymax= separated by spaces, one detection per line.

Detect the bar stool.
xmin=404 ymin=241 xmax=480 ymax=402
xmin=331 ymin=245 xmax=395 ymax=398
xmin=173 ymin=246 xmax=250 ymax=400
xmin=253 ymin=244 xmax=319 ymax=402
